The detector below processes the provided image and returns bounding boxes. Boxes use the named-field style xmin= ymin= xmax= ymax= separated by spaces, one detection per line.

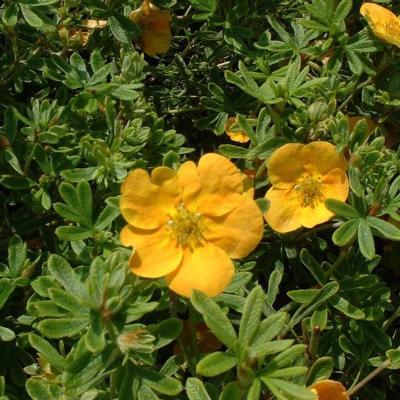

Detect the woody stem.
xmin=347 ymin=359 xmax=391 ymax=396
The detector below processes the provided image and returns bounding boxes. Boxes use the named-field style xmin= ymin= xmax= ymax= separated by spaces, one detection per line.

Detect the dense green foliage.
xmin=2 ymin=0 xmax=400 ymax=399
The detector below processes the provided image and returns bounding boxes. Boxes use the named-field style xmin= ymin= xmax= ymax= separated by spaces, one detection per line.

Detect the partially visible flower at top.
xmin=310 ymin=380 xmax=349 ymax=400
xmin=264 ymin=142 xmax=349 ymax=233
xmin=120 ymin=153 xmax=263 ymax=297
xmin=129 ymin=0 xmax=172 ymax=56
xmin=360 ymin=2 xmax=400 ymax=48
xmin=225 ymin=117 xmax=250 ymax=143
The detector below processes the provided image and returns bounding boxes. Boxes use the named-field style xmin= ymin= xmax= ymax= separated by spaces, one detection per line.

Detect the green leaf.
xmin=29 ymin=333 xmax=66 ymax=369
xmin=219 ymin=382 xmax=243 ymax=400
xmin=218 ymin=144 xmax=249 ymax=159
xmin=47 ymin=255 xmax=88 ymax=300
xmin=26 ymin=378 xmax=53 ymax=400
xmin=0 ymin=279 xmax=14 ymax=309
xmin=94 ymin=197 xmax=120 ymax=230
xmin=306 ymin=357 xmax=334 ymax=385
xmin=252 ymin=312 xmax=288 ymax=351
xmin=20 ymin=4 xmax=44 ymax=28
xmin=61 ymin=167 xmax=97 ymax=182
xmin=349 ymin=167 xmax=364 ymax=197
xmin=0 ymin=326 xmax=15 ymax=342
xmin=358 ymin=218 xmax=375 ymax=259
xmin=138 ymin=386 xmax=159 ymax=400
xmin=325 ymin=199 xmax=358 ymax=219
xmin=86 ymin=65 xmax=112 ymax=87
xmin=261 ymin=378 xmax=316 ymax=400
xmin=330 ymin=295 xmax=365 ymax=319
xmin=36 ymin=318 xmax=88 ymax=338
xmin=247 ymin=380 xmax=261 ymax=400
xmin=4 ymin=107 xmax=17 ymax=143
xmin=56 ymin=226 xmax=93 ymax=241
xmin=332 ymin=219 xmax=358 ymax=246
xmin=196 ymin=352 xmax=237 ymax=377
xmin=239 ymin=286 xmax=264 ymax=349
xmin=85 ymin=312 xmax=105 ymax=353
xmin=269 ymin=344 xmax=307 ymax=369
xmin=109 ymin=15 xmax=133 ymax=44
xmin=77 ymin=181 xmax=93 ymax=225
xmin=262 ymin=366 xmax=308 ymax=379
xmin=2 ymin=4 xmax=19 ymax=27
xmin=150 ymin=318 xmax=182 ymax=349
xmin=8 ymin=235 xmax=26 ymax=278
xmin=300 ymin=249 xmax=326 ymax=285
xmin=133 ymin=366 xmax=183 ymax=395
xmin=367 ymin=217 xmax=400 ymax=240
xmin=254 ymin=339 xmax=294 ymax=358
xmin=0 ymin=175 xmax=36 ymax=189
xmin=266 ymin=270 xmax=283 ymax=306
xmin=186 ymin=378 xmax=212 ymax=400
xmin=191 ymin=291 xmax=237 ymax=351
xmin=290 ymin=282 xmax=339 ymax=327
xmin=287 ymin=289 xmax=320 ymax=303
xmin=333 ymin=0 xmax=352 ymax=25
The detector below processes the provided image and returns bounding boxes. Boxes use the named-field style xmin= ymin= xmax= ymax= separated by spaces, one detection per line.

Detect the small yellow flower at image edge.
xmin=129 ymin=0 xmax=172 ymax=56
xmin=310 ymin=380 xmax=349 ymax=400
xmin=264 ymin=141 xmax=349 ymax=233
xmin=119 ymin=153 xmax=264 ymax=297
xmin=360 ymin=2 xmax=400 ymax=48
xmin=225 ymin=116 xmax=250 ymax=143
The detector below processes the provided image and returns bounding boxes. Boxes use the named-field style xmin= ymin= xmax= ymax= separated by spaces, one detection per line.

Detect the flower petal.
xmin=121 ymin=225 xmax=182 ymax=278
xmin=165 ymin=243 xmax=234 ymax=297
xmin=268 ymin=143 xmax=305 ymax=187
xmin=299 ymin=201 xmax=333 ymax=229
xmin=360 ymin=3 xmax=400 ymax=47
xmin=177 ymin=160 xmax=202 ymax=211
xmin=301 ymin=141 xmax=347 ymax=175
xmin=141 ymin=30 xmax=171 ymax=56
xmin=197 ymin=153 xmax=244 ymax=216
xmin=320 ymin=168 xmax=349 ymax=203
xmin=203 ymin=195 xmax=263 ymax=258
xmin=264 ymin=187 xmax=302 ymax=233
xmin=309 ymin=380 xmax=349 ymax=400
xmin=225 ymin=117 xmax=250 ymax=143
xmin=120 ymin=167 xmax=181 ymax=229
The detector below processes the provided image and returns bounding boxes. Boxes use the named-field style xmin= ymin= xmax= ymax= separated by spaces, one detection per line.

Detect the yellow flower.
xmin=310 ymin=380 xmax=349 ymax=400
xmin=225 ymin=117 xmax=250 ymax=143
xmin=120 ymin=153 xmax=263 ymax=297
xmin=264 ymin=142 xmax=349 ymax=233
xmin=129 ymin=0 xmax=172 ymax=56
xmin=360 ymin=2 xmax=400 ymax=47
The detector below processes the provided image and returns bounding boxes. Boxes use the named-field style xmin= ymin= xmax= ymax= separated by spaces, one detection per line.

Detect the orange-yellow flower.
xmin=310 ymin=380 xmax=349 ymax=400
xmin=225 ymin=117 xmax=250 ymax=143
xmin=360 ymin=3 xmax=400 ymax=48
xmin=129 ymin=0 xmax=172 ymax=56
xmin=120 ymin=153 xmax=263 ymax=297
xmin=264 ymin=142 xmax=349 ymax=233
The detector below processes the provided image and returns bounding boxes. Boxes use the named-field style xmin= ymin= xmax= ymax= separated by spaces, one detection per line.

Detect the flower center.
xmin=294 ymin=175 xmax=323 ymax=207
xmin=167 ymin=204 xmax=204 ymax=248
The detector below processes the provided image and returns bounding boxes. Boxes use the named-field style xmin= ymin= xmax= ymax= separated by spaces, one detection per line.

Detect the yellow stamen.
xmin=167 ymin=205 xmax=204 ymax=248
xmin=294 ymin=175 xmax=323 ymax=207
